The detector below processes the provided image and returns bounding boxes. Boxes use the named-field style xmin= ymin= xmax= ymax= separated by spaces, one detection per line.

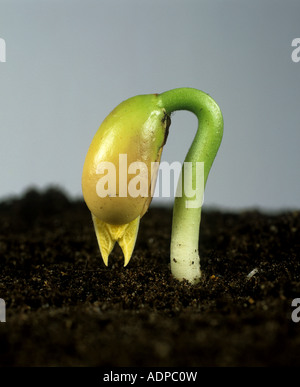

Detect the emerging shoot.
xmin=82 ymin=88 xmax=223 ymax=284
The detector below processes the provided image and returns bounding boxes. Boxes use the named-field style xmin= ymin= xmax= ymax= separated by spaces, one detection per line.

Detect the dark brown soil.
xmin=0 ymin=187 xmax=299 ymax=367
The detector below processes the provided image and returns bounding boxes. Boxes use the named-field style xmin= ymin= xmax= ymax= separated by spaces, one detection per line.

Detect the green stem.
xmin=158 ymin=88 xmax=223 ymax=284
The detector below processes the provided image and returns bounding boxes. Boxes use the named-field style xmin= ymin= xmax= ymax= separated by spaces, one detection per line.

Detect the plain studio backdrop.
xmin=0 ymin=0 xmax=299 ymax=211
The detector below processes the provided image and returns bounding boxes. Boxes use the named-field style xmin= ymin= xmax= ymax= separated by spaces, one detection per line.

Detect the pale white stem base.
xmin=170 ymin=187 xmax=202 ymax=284
xmin=171 ymin=243 xmax=201 ymax=284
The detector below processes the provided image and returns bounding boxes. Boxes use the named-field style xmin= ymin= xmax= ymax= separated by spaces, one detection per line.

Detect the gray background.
xmin=0 ymin=0 xmax=299 ymax=211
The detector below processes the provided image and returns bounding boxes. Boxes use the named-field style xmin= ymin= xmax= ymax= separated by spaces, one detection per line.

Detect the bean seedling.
xmin=82 ymin=87 xmax=223 ymax=284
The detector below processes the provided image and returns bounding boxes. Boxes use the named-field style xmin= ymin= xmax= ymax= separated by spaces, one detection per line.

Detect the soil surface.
xmin=0 ymin=187 xmax=299 ymax=367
